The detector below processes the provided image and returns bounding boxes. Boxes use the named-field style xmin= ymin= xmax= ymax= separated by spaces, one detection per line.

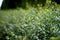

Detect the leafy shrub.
xmin=0 ymin=5 xmax=60 ymax=40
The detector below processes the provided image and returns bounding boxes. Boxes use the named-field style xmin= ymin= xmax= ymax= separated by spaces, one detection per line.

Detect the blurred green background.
xmin=0 ymin=0 xmax=60 ymax=40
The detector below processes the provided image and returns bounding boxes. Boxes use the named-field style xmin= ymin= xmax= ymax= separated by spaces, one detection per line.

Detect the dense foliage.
xmin=0 ymin=3 xmax=60 ymax=40
xmin=1 ymin=0 xmax=46 ymax=9
xmin=1 ymin=0 xmax=60 ymax=9
xmin=0 ymin=0 xmax=60 ymax=40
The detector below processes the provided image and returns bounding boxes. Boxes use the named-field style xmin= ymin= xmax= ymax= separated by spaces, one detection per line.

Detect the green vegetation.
xmin=1 ymin=0 xmax=60 ymax=9
xmin=0 ymin=1 xmax=60 ymax=40
xmin=50 ymin=37 xmax=60 ymax=40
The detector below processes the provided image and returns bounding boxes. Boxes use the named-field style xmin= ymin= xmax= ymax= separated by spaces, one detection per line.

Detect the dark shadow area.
xmin=1 ymin=0 xmax=46 ymax=10
xmin=51 ymin=0 xmax=60 ymax=4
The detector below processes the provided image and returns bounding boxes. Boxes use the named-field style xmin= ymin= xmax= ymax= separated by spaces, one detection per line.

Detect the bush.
xmin=1 ymin=0 xmax=46 ymax=9
xmin=0 ymin=5 xmax=60 ymax=40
